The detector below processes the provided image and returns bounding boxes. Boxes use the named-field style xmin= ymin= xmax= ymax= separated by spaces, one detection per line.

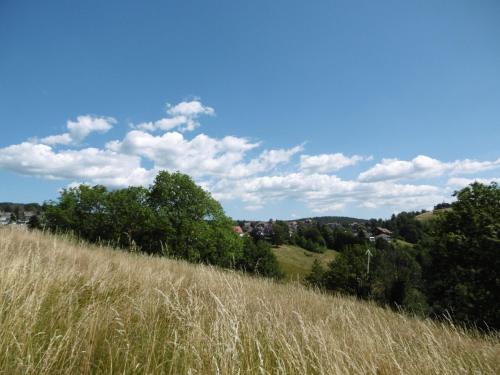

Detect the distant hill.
xmin=298 ymin=216 xmax=368 ymax=224
xmin=238 ymin=216 xmax=367 ymax=224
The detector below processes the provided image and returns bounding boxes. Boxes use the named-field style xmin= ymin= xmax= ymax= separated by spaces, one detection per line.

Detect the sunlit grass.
xmin=272 ymin=244 xmax=337 ymax=281
xmin=0 ymin=226 xmax=498 ymax=374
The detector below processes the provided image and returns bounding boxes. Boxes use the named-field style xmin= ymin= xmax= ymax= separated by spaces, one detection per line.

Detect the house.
xmin=232 ymin=226 xmax=244 ymax=236
xmin=0 ymin=212 xmax=11 ymax=225
xmin=242 ymin=222 xmax=253 ymax=233
xmin=287 ymin=221 xmax=298 ymax=234
xmin=23 ymin=211 xmax=36 ymax=220
xmin=373 ymin=227 xmax=392 ymax=236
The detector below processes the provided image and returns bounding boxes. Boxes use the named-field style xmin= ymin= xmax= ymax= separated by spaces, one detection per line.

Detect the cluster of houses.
xmin=0 ymin=211 xmax=36 ymax=226
xmin=233 ymin=219 xmax=393 ymax=243
xmin=348 ymin=222 xmax=393 ymax=243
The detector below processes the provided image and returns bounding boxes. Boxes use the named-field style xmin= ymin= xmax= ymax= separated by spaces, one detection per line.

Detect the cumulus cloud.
xmin=0 ymin=142 xmax=153 ymax=187
xmin=446 ymin=177 xmax=500 ymax=189
xmin=300 ymin=153 xmax=369 ymax=174
xmin=358 ymin=155 xmax=500 ymax=182
xmin=107 ymin=130 xmax=302 ymax=179
xmin=136 ymin=100 xmax=214 ymax=132
xmin=40 ymin=115 xmax=116 ymax=145
xmin=1 ymin=99 xmax=498 ymax=216
xmin=209 ymin=172 xmax=444 ymax=213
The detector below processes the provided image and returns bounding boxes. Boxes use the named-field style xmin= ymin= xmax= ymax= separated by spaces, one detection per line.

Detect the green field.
xmin=272 ymin=244 xmax=338 ymax=281
xmin=415 ymin=208 xmax=451 ymax=222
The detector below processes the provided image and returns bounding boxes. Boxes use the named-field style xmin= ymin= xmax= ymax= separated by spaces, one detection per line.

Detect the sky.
xmin=1 ymin=0 xmax=499 ymax=220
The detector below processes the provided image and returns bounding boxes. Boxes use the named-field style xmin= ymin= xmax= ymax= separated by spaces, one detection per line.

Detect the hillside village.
xmin=0 ymin=203 xmax=41 ymax=226
xmin=234 ymin=219 xmax=393 ymax=243
xmin=0 ymin=210 xmax=37 ymax=226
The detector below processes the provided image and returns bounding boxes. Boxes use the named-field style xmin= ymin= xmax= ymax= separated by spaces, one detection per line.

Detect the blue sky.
xmin=1 ymin=0 xmax=499 ymax=220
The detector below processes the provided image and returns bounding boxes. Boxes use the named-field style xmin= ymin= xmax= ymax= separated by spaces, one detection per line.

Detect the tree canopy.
xmin=41 ymin=171 xmax=282 ymax=279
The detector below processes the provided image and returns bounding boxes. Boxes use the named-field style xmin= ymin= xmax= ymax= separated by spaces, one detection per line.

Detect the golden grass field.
xmin=0 ymin=226 xmax=498 ymax=374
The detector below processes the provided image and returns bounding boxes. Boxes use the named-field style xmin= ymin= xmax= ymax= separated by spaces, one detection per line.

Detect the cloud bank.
xmin=1 ymin=100 xmax=499 ymax=215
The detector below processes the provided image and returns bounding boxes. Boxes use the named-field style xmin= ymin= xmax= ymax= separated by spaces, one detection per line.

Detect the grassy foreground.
xmin=272 ymin=244 xmax=337 ymax=281
xmin=0 ymin=227 xmax=498 ymax=374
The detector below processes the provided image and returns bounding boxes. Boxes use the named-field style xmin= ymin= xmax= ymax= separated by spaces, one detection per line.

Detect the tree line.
xmin=34 ymin=171 xmax=283 ymax=279
xmin=305 ymin=182 xmax=499 ymax=330
xmin=27 ymin=172 xmax=499 ymax=330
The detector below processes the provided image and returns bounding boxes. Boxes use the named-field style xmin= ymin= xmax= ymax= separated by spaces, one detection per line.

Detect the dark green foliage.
xmin=292 ymin=223 xmax=326 ymax=253
xmin=306 ymin=242 xmax=428 ymax=314
xmin=271 ymin=220 xmax=290 ymax=246
xmin=293 ymin=235 xmax=325 ymax=253
xmin=27 ymin=215 xmax=42 ymax=230
xmin=238 ymin=237 xmax=283 ymax=279
xmin=322 ymin=245 xmax=371 ymax=298
xmin=306 ymin=182 xmax=499 ymax=327
xmin=375 ymin=236 xmax=391 ymax=250
xmin=304 ymin=259 xmax=326 ymax=288
xmin=424 ymin=182 xmax=500 ymax=329
xmin=368 ymin=211 xmax=426 ymax=244
xmin=319 ymin=225 xmax=335 ymax=249
xmin=372 ymin=244 xmax=428 ymax=314
xmin=43 ymin=185 xmax=109 ymax=243
xmin=331 ymin=228 xmax=364 ymax=251
xmin=41 ymin=171 xmax=280 ymax=278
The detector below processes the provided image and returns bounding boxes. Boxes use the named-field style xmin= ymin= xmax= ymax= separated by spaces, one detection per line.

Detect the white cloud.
xmin=107 ymin=129 xmax=302 ymax=179
xmin=300 ymin=153 xmax=369 ymax=174
xmin=358 ymin=155 xmax=500 ymax=182
xmin=209 ymin=172 xmax=444 ymax=213
xmin=446 ymin=177 xmax=500 ymax=189
xmin=449 ymin=159 xmax=500 ymax=175
xmin=40 ymin=115 xmax=116 ymax=145
xmin=2 ymin=99 xmax=499 ymax=216
xmin=167 ymin=100 xmax=215 ymax=117
xmin=136 ymin=100 xmax=214 ymax=132
xmin=0 ymin=142 xmax=153 ymax=187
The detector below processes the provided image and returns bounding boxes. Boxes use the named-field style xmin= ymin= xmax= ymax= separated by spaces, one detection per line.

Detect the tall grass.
xmin=0 ymin=226 xmax=498 ymax=374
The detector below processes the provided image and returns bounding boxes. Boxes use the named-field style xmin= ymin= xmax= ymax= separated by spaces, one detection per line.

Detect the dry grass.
xmin=0 ymin=227 xmax=498 ymax=374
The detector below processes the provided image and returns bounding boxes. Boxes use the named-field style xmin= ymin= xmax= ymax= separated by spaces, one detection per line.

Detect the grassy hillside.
xmin=416 ymin=208 xmax=452 ymax=222
xmin=272 ymin=244 xmax=338 ymax=281
xmin=0 ymin=227 xmax=498 ymax=374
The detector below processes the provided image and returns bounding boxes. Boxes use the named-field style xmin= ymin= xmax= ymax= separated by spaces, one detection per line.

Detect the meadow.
xmin=272 ymin=244 xmax=337 ymax=281
xmin=0 ymin=226 xmax=498 ymax=374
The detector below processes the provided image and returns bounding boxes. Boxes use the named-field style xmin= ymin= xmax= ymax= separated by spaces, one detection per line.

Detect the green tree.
xmin=331 ymin=228 xmax=363 ymax=251
xmin=271 ymin=220 xmax=289 ymax=246
xmin=425 ymin=182 xmax=500 ymax=329
xmin=9 ymin=213 xmax=17 ymax=224
xmin=372 ymin=243 xmax=428 ymax=315
xmin=305 ymin=259 xmax=326 ymax=288
xmin=323 ymin=245 xmax=372 ymax=298
xmin=105 ymin=187 xmax=159 ymax=253
xmin=238 ymin=237 xmax=283 ymax=279
xmin=27 ymin=215 xmax=42 ymax=230
xmin=148 ymin=171 xmax=240 ymax=264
